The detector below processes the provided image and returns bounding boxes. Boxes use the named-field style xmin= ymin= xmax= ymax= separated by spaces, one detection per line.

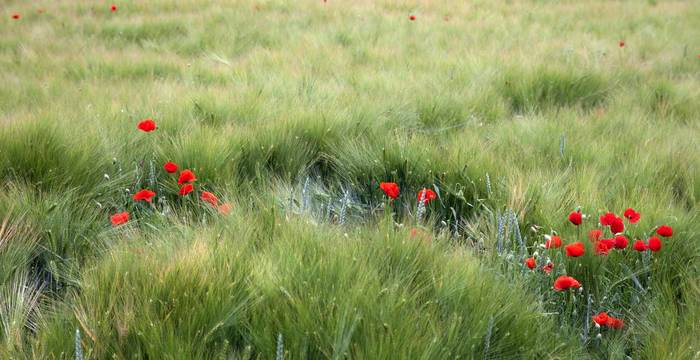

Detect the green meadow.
xmin=1 ymin=0 xmax=699 ymax=358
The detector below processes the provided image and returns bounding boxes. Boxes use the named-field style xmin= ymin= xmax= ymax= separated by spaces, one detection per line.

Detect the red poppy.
xmin=565 ymin=242 xmax=585 ymax=257
xmin=179 ymin=184 xmax=193 ymax=196
xmin=553 ymin=276 xmax=581 ymax=291
xmin=110 ymin=212 xmax=129 ymax=226
xmin=164 ymin=161 xmax=178 ymax=173
xmin=137 ymin=119 xmax=156 ymax=132
xmin=545 ymin=235 xmax=562 ymax=249
xmin=623 ymin=208 xmax=640 ymax=223
xmin=417 ymin=188 xmax=437 ymax=204
xmin=177 ymin=169 xmax=196 ymax=184
xmin=632 ymin=239 xmax=647 ymax=252
xmin=601 ymin=238 xmax=616 ymax=249
xmin=607 ymin=317 xmax=624 ymax=329
xmin=11 ymin=13 xmax=20 ymax=20
xmin=614 ymin=235 xmax=629 ymax=249
xmin=619 ymin=40 xmax=625 ymax=48
xmin=656 ymin=225 xmax=673 ymax=237
xmin=201 ymin=191 xmax=219 ymax=206
xmin=409 ymin=15 xmax=416 ymax=21
xmin=542 ymin=262 xmax=554 ymax=274
xmin=133 ymin=189 xmax=156 ymax=202
xmin=218 ymin=202 xmax=232 ymax=215
xmin=647 ymin=236 xmax=662 ymax=252
xmin=379 ymin=182 xmax=400 ymax=199
xmin=525 ymin=257 xmax=536 ymax=270
xmin=111 ymin=4 xmax=117 ymax=12
xmin=610 ymin=217 xmax=625 ymax=234
xmin=568 ymin=211 xmax=582 ymax=225
xmin=599 ymin=212 xmax=617 ymax=226
xmin=595 ymin=241 xmax=610 ymax=256
xmin=592 ymin=312 xmax=609 ymax=326
xmin=589 ymin=229 xmax=603 ymax=242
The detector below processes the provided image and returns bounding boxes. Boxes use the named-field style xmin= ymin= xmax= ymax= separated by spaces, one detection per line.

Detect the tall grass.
xmin=1 ymin=0 xmax=699 ymax=358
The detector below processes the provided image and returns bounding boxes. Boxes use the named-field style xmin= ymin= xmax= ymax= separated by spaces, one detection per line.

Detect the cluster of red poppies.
xmin=379 ymin=182 xmax=437 ymax=205
xmin=109 ymin=119 xmax=230 ymax=226
xmin=524 ymin=207 xmax=675 ymax=330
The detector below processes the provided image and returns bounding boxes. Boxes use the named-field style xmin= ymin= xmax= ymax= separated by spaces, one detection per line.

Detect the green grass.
xmin=1 ymin=0 xmax=699 ymax=359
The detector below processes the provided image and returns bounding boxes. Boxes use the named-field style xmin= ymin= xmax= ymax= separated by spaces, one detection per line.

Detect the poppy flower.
xmin=164 ymin=161 xmax=178 ymax=173
xmin=11 ymin=13 xmax=20 ymax=20
xmin=179 ymin=184 xmax=193 ymax=196
xmin=632 ymin=239 xmax=647 ymax=252
xmin=111 ymin=4 xmax=117 ymax=11
xmin=133 ymin=189 xmax=156 ymax=202
xmin=607 ymin=317 xmax=624 ymax=329
xmin=595 ymin=241 xmax=610 ymax=256
xmin=589 ymin=229 xmax=603 ymax=242
xmin=610 ymin=217 xmax=625 ymax=234
xmin=647 ymin=236 xmax=662 ymax=252
xmin=545 ymin=235 xmax=562 ymax=249
xmin=565 ymin=242 xmax=585 ymax=257
xmin=177 ymin=169 xmax=196 ymax=184
xmin=600 ymin=212 xmax=616 ymax=226
xmin=525 ymin=257 xmax=536 ymax=270
xmin=592 ymin=312 xmax=609 ymax=326
xmin=417 ymin=188 xmax=437 ymax=204
xmin=656 ymin=225 xmax=673 ymax=237
xmin=218 ymin=202 xmax=232 ymax=215
xmin=137 ymin=119 xmax=156 ymax=132
xmin=618 ymin=40 xmax=625 ymax=48
xmin=601 ymin=238 xmax=616 ymax=249
xmin=553 ymin=276 xmax=581 ymax=291
xmin=201 ymin=191 xmax=219 ymax=207
xmin=110 ymin=212 xmax=129 ymax=226
xmin=623 ymin=208 xmax=640 ymax=223
xmin=409 ymin=15 xmax=416 ymax=21
xmin=379 ymin=182 xmax=400 ymax=199
xmin=568 ymin=210 xmax=582 ymax=225
xmin=542 ymin=262 xmax=554 ymax=274
xmin=614 ymin=235 xmax=629 ymax=249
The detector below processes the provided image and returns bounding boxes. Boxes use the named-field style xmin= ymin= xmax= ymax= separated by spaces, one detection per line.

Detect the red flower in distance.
xmin=565 ymin=242 xmax=585 ymax=257
xmin=409 ymin=15 xmax=416 ymax=21
xmin=592 ymin=312 xmax=609 ymax=326
xmin=137 ymin=119 xmax=156 ymax=132
xmin=607 ymin=317 xmax=624 ymax=329
xmin=595 ymin=241 xmax=610 ymax=256
xmin=656 ymin=225 xmax=673 ymax=237
xmin=647 ymin=236 xmax=662 ymax=252
xmin=542 ymin=262 xmax=554 ymax=274
xmin=12 ymin=13 xmax=20 ymax=20
xmin=614 ymin=235 xmax=629 ymax=249
xmin=177 ymin=169 xmax=196 ymax=184
xmin=545 ymin=235 xmax=562 ymax=249
xmin=568 ymin=210 xmax=582 ymax=225
xmin=179 ymin=184 xmax=193 ymax=196
xmin=632 ymin=239 xmax=647 ymax=252
xmin=618 ymin=40 xmax=625 ymax=48
xmin=525 ymin=257 xmax=536 ymax=270
xmin=133 ymin=189 xmax=156 ymax=202
xmin=110 ymin=212 xmax=129 ymax=226
xmin=623 ymin=208 xmax=640 ymax=223
xmin=554 ymin=276 xmax=581 ymax=291
xmin=218 ymin=203 xmax=232 ymax=215
xmin=610 ymin=217 xmax=625 ymax=234
xmin=111 ymin=4 xmax=117 ymax=12
xmin=379 ymin=182 xmax=400 ymax=199
xmin=201 ymin=191 xmax=219 ymax=207
xmin=164 ymin=161 xmax=178 ymax=173
xmin=600 ymin=212 xmax=616 ymax=226
xmin=589 ymin=229 xmax=603 ymax=242
xmin=417 ymin=188 xmax=437 ymax=204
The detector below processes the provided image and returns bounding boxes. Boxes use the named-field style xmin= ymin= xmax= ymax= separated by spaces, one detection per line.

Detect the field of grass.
xmin=1 ymin=0 xmax=699 ymax=359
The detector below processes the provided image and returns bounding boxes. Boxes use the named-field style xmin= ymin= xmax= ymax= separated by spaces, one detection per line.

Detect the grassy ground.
xmin=1 ymin=0 xmax=699 ymax=359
